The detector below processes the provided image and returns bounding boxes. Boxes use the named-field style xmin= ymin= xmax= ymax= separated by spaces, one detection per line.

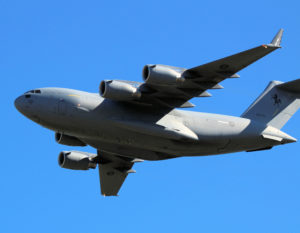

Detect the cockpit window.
xmin=25 ymin=89 xmax=41 ymax=94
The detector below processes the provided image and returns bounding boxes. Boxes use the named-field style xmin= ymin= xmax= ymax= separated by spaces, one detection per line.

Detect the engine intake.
xmin=99 ymin=80 xmax=141 ymax=101
xmin=58 ymin=151 xmax=97 ymax=170
xmin=55 ymin=132 xmax=86 ymax=146
xmin=142 ymin=64 xmax=185 ymax=85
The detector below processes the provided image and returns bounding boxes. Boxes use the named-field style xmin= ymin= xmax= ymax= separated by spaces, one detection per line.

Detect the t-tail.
xmin=242 ymin=79 xmax=300 ymax=129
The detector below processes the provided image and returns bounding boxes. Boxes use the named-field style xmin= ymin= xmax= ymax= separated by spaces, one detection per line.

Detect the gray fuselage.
xmin=14 ymin=87 xmax=295 ymax=161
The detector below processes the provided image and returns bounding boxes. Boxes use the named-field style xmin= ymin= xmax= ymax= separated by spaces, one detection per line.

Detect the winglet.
xmin=270 ymin=29 xmax=284 ymax=47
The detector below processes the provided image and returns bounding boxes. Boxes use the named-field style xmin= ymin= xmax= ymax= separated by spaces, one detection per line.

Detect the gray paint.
xmin=15 ymin=29 xmax=299 ymax=196
xmin=14 ymin=85 xmax=297 ymax=158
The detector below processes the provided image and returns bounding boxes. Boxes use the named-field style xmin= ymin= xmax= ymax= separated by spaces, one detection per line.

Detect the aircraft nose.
xmin=15 ymin=93 xmax=42 ymax=123
xmin=14 ymin=95 xmax=24 ymax=112
xmin=14 ymin=94 xmax=32 ymax=115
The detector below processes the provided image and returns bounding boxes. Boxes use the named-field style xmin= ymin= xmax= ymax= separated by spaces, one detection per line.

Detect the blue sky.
xmin=1 ymin=0 xmax=300 ymax=232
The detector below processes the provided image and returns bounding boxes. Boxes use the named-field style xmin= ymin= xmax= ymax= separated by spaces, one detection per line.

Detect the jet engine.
xmin=58 ymin=151 xmax=97 ymax=170
xmin=142 ymin=64 xmax=185 ymax=85
xmin=55 ymin=132 xmax=86 ymax=146
xmin=99 ymin=80 xmax=141 ymax=101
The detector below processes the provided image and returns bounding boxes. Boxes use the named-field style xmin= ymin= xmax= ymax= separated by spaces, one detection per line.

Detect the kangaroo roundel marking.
xmin=272 ymin=93 xmax=281 ymax=106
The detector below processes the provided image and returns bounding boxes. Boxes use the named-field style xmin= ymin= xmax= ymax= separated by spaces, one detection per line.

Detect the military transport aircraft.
xmin=15 ymin=29 xmax=300 ymax=196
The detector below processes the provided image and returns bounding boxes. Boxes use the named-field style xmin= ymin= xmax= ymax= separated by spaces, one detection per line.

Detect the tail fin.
xmin=242 ymin=79 xmax=300 ymax=129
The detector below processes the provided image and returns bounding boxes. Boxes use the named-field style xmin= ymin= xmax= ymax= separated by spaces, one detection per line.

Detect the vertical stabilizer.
xmin=242 ymin=79 xmax=300 ymax=129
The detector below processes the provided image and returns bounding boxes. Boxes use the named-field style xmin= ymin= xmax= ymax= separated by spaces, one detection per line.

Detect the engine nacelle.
xmin=55 ymin=132 xmax=86 ymax=146
xmin=142 ymin=64 xmax=185 ymax=85
xmin=99 ymin=80 xmax=141 ymax=101
xmin=58 ymin=151 xmax=97 ymax=170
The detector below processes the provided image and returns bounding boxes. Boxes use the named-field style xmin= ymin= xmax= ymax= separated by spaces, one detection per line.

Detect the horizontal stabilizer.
xmin=261 ymin=127 xmax=297 ymax=143
xmin=277 ymin=78 xmax=300 ymax=93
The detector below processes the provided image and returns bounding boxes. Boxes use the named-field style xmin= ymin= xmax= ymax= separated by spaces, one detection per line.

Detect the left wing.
xmin=100 ymin=29 xmax=283 ymax=110
xmin=95 ymin=150 xmax=143 ymax=196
